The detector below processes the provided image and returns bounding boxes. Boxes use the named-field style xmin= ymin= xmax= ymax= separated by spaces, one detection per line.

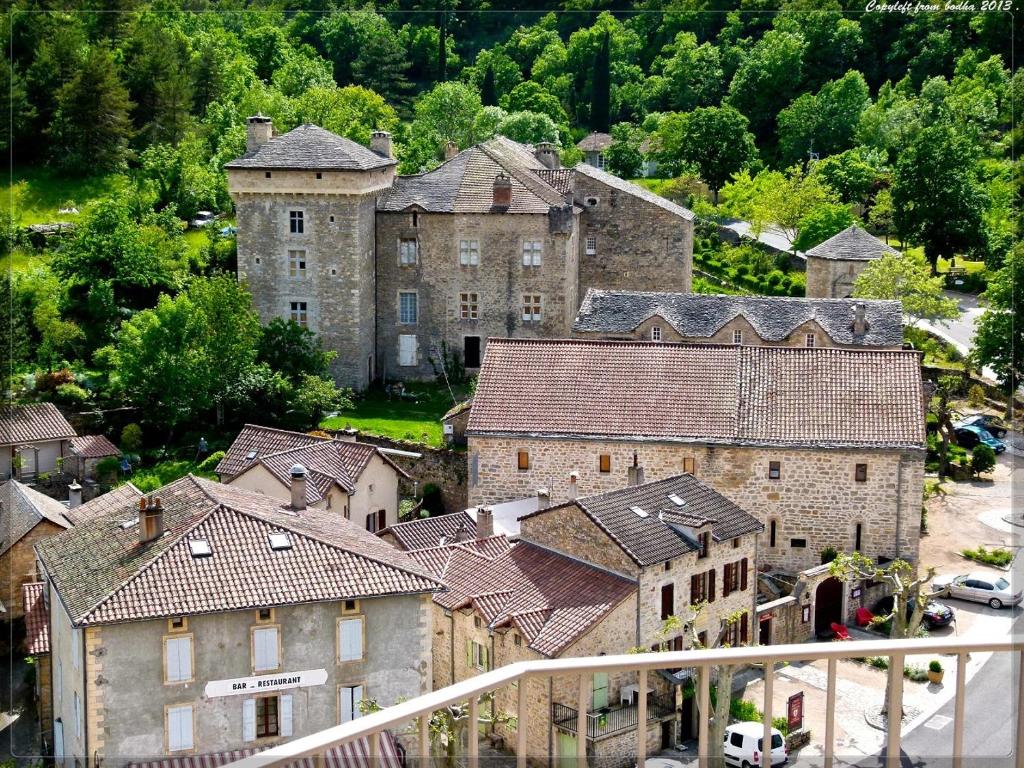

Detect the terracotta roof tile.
xmin=69 ymin=434 xmax=119 ymax=458
xmin=0 ymin=403 xmax=76 ymax=445
xmin=385 ymin=511 xmax=476 ymax=551
xmin=23 ymin=582 xmax=48 ymax=654
xmin=65 ymin=483 xmax=144 ymax=525
xmin=216 ymin=425 xmax=332 ymax=478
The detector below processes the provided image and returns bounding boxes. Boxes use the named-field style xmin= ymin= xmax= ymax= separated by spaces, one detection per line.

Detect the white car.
xmin=190 ymin=210 xmax=217 ymax=228
xmin=723 ymin=721 xmax=787 ymax=767
xmin=933 ymin=572 xmax=1021 ymax=609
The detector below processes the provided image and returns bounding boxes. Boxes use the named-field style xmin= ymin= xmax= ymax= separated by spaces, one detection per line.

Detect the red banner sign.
xmin=788 ymin=692 xmax=804 ymax=732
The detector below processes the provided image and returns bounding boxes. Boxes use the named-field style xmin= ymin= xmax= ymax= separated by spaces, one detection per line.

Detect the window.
xmin=660 ymin=583 xmax=674 ymax=620
xmin=522 ymin=240 xmax=542 ymax=266
xmin=411 ymin=211 xmax=418 ymax=227
xmin=689 ymin=572 xmax=706 ymax=603
xmin=340 ymin=685 xmax=364 ymax=723
xmin=268 ymin=533 xmax=291 ymax=551
xmin=165 ymin=635 xmax=193 ymax=683
xmin=585 ymin=236 xmax=597 ymax=255
xmin=469 ymin=640 xmax=489 ymax=671
xmin=732 ymin=537 xmax=740 ymax=549
xmin=522 ymin=295 xmax=542 ymax=322
xmin=474 ymin=616 xmax=482 ymax=629
xmin=244 ymin=695 xmax=292 ymax=741
xmin=805 ymin=333 xmax=816 ymax=348
xmin=265 ymin=172 xmax=272 ymax=179
xmin=398 ymin=292 xmax=418 ymax=324
xmin=585 ymin=196 xmax=599 ymax=207
xmin=769 ymin=520 xmax=777 ymax=548
xmin=343 ymin=599 xmax=360 ymax=614
xmin=365 ymin=509 xmax=386 ymax=533
xmin=287 ymin=250 xmax=306 ymax=278
xmin=696 ymin=530 xmax=710 ymax=559
xmin=513 ymin=634 xmax=522 ymax=646
xmin=338 ymin=618 xmax=363 ymax=662
xmin=598 ymin=454 xmax=611 ymax=474
xmin=651 ymin=326 xmax=662 ymax=341
xmin=289 ymin=302 xmax=308 ymax=328
xmin=768 ymin=461 xmax=781 ymax=480
xmin=257 ymin=696 xmax=279 ymax=738
xmin=733 ymin=329 xmax=743 ymax=345
xmin=316 ymin=172 xmax=323 ymax=180
xmin=790 ymin=538 xmax=807 ymax=548
xmin=855 ymin=463 xmax=868 ymax=482
xmin=399 ymin=238 xmax=418 ymax=266
xmin=682 ymin=457 xmax=695 ymax=474
xmin=723 ymin=561 xmax=741 ymax=596
xmin=596 ymin=153 xmax=606 ymax=170
xmin=459 ymin=239 xmax=480 ymax=266
xmin=517 ymin=451 xmax=530 ymax=471
xmin=167 ymin=705 xmax=194 ymax=752
xmin=399 ymin=334 xmax=417 ymax=366
xmin=730 ymin=732 xmax=744 ymax=748
xmin=724 ymin=614 xmax=748 ymax=647
xmin=169 ymin=616 xmax=187 ymax=632
xmin=252 ymin=626 xmax=280 ymax=672
xmin=854 ymin=523 xmax=863 ymax=552
xmin=258 ymin=608 xmax=274 ymax=622
xmin=460 ymin=292 xmax=479 ymax=320
xmin=289 ymin=211 xmax=303 ymax=234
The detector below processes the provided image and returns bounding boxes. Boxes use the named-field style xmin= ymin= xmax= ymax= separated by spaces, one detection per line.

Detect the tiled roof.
xmin=532 ymin=168 xmax=575 ymax=195
xmin=69 ymin=434 xmax=119 ymax=458
xmin=0 ymin=480 xmax=71 ymax=557
xmin=805 ymin=225 xmax=900 ymax=261
xmin=217 ymin=424 xmax=331 ymax=478
xmin=573 ymin=290 xmax=904 ymax=347
xmin=442 ymin=399 xmax=473 ymax=421
xmin=225 ymin=124 xmax=395 ymax=171
xmin=522 ymin=475 xmax=763 ymax=567
xmin=407 ymin=537 xmax=635 ymax=656
xmin=35 ymin=476 xmax=441 ymax=627
xmin=65 ymin=483 xmax=143 ymax=525
xmin=573 ymin=163 xmax=695 ymax=221
xmin=577 ymin=132 xmax=613 ymax=151
xmin=0 ymin=403 xmax=76 ymax=445
xmin=23 ymin=582 xmax=49 ymax=654
xmin=467 ymin=338 xmax=926 ymax=450
xmin=385 ymin=511 xmax=476 ymax=551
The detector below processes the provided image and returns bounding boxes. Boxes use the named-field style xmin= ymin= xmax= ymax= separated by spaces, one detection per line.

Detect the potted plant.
xmin=927 ymin=659 xmax=944 ymax=684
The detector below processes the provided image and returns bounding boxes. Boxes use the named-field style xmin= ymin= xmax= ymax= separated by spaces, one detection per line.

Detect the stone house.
xmin=227 ymin=119 xmax=693 ymax=389
xmin=0 ymin=480 xmax=71 ymax=620
xmin=216 ymin=424 xmax=409 ymax=533
xmin=572 ymin=290 xmax=905 ymax=350
xmin=465 ymin=338 xmax=927 ymax=574
xmin=804 ymin=225 xmax=899 ymax=298
xmin=1 ymin=403 xmax=76 ymax=480
xmin=577 ymin=132 xmax=613 ymax=171
xmin=442 ymin=399 xmax=472 ymax=447
xmin=35 ymin=475 xmax=440 ymax=767
xmin=381 ymin=491 xmax=545 ymax=548
xmin=65 ymin=435 xmax=120 ymax=482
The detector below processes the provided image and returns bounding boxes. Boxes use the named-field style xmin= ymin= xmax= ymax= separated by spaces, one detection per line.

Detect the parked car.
xmin=932 ymin=573 xmax=1021 ymax=609
xmin=723 ymin=722 xmax=787 ymax=767
xmin=955 ymin=413 xmax=1008 ymax=438
xmin=190 ymin=210 xmax=217 ymax=228
xmin=872 ymin=596 xmax=955 ymax=629
xmin=954 ymin=425 xmax=1006 ymax=453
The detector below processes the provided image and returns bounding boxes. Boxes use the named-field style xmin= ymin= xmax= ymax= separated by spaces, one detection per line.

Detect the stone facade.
xmin=469 ymin=437 xmax=924 ymax=573
xmin=805 ymin=255 xmax=866 ymax=299
xmin=0 ymin=520 xmax=63 ymax=621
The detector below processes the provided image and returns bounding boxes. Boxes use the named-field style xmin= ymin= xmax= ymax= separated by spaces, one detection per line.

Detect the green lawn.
xmin=321 ymin=381 xmax=471 ymax=448
xmin=5 ymin=167 xmax=128 ymax=225
xmin=0 ymin=246 xmax=51 ymax=274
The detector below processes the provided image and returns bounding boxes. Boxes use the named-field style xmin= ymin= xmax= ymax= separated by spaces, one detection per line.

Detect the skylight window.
xmin=188 ymin=539 xmax=212 ymax=558
xmin=630 ymin=505 xmax=649 ymax=518
xmin=119 ymin=517 xmax=139 ymax=530
xmin=668 ymin=493 xmax=687 ymax=507
xmin=246 ymin=450 xmax=258 ymax=460
xmin=269 ymin=532 xmax=292 ymax=551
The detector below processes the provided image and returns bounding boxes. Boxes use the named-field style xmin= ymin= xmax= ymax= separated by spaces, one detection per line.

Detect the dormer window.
xmin=733 ymin=329 xmax=743 ymax=345
xmin=188 ymin=539 xmax=212 ymax=558
xmin=651 ymin=326 xmax=662 ymax=342
xmin=805 ymin=333 xmax=816 ymax=348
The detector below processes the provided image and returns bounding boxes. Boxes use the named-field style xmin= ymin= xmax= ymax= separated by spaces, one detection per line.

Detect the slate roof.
xmin=0 ymin=403 xmax=76 ymax=445
xmin=467 ymin=338 xmax=926 ymax=450
xmin=805 ymin=225 xmax=900 ymax=261
xmin=69 ymin=434 xmax=119 ymax=458
xmin=577 ymin=132 xmax=613 ymax=152
xmin=225 ymin=124 xmax=395 ymax=171
xmin=573 ymin=290 xmax=904 ymax=347
xmin=573 ymin=163 xmax=695 ymax=221
xmin=65 ymin=483 xmax=143 ymax=525
xmin=407 ymin=536 xmax=635 ymax=656
xmin=0 ymin=480 xmax=71 ymax=557
xmin=35 ymin=476 xmax=441 ymax=627
xmin=522 ymin=475 xmax=763 ymax=567
xmin=23 ymin=582 xmax=49 ymax=654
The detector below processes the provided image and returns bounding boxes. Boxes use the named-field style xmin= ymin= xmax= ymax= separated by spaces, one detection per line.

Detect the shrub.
xmin=734 ymin=263 xmax=750 ymax=277
xmin=772 ymin=716 xmax=789 ymax=736
xmin=961 ymin=545 xmax=1013 ymax=567
xmin=929 ymin=659 xmax=943 ymax=673
xmin=197 ymin=450 xmax=226 ymax=474
xmin=970 ymin=444 xmax=996 ymax=476
xmin=904 ymin=665 xmax=929 ymax=682
xmin=54 ymin=383 xmax=89 ymax=405
xmin=766 ymin=270 xmax=785 ymax=288
xmin=820 ymin=546 xmax=838 ymax=564
xmin=730 ymin=698 xmax=760 ymax=722
xmin=867 ymin=656 xmax=889 ymax=669
xmin=35 ymin=368 xmax=75 ymax=393
xmin=95 ymin=456 xmax=121 ymax=484
xmin=968 ymin=385 xmax=987 ymax=409
xmin=120 ymin=423 xmax=144 ymax=452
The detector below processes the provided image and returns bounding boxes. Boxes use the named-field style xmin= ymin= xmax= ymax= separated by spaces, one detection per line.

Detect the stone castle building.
xmin=227 ymin=118 xmax=694 ymax=388
xmin=804 ymin=225 xmax=899 ymax=299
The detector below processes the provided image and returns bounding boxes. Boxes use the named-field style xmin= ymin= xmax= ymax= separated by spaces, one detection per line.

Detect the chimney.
xmin=68 ymin=481 xmax=82 ymax=509
xmin=246 ymin=115 xmax=273 ymax=154
xmin=567 ymin=471 xmax=579 ymax=501
xmin=290 ymin=463 xmax=308 ymax=512
xmin=444 ymin=141 xmax=459 ymax=161
xmin=536 ymin=487 xmax=550 ymax=506
xmin=493 ymin=174 xmax=512 ymax=209
xmin=338 ymin=427 xmax=358 ymax=442
xmin=454 ymin=518 xmax=473 ymax=543
xmin=477 ymin=506 xmax=494 ymax=539
xmin=139 ymin=496 xmax=163 ymax=544
xmin=852 ymin=302 xmax=869 ymax=335
xmin=535 ymin=142 xmax=560 ymax=170
xmin=627 ymin=452 xmax=645 ymax=487
xmin=370 ymin=130 xmax=393 ymax=159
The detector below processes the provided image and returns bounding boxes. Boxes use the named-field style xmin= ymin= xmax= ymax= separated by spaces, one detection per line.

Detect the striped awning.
xmin=126 ymin=731 xmax=403 ymax=768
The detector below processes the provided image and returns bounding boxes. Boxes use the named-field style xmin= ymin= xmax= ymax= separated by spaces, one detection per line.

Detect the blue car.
xmin=954 ymin=424 xmax=1006 ymax=453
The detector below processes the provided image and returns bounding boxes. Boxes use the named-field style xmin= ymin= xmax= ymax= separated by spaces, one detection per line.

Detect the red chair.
xmin=855 ymin=607 xmax=875 ymax=627
xmin=831 ymin=622 xmax=852 ymax=640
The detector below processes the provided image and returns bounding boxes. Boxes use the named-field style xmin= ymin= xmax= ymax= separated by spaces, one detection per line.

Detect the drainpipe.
xmin=895 ymin=455 xmax=905 ymax=561
xmin=548 ymin=678 xmax=554 ymax=764
xmin=449 ymin=612 xmax=455 ymax=686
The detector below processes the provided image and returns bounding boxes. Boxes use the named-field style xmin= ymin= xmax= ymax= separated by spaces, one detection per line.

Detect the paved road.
xmin=719 ymin=219 xmax=802 ymax=257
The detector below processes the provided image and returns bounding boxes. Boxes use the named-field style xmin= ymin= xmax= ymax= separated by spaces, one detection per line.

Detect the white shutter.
xmin=54 ymin=719 xmax=64 ymax=761
xmin=353 ymin=685 xmax=364 ymax=719
xmin=340 ymin=688 xmax=353 ymax=723
xmin=168 ymin=705 xmax=193 ymax=751
xmin=339 ymin=619 xmax=362 ymax=661
xmin=280 ymin=695 xmax=293 ymax=737
xmin=74 ymin=693 xmax=82 ymax=738
xmin=242 ymin=699 xmax=256 ymax=742
xmin=254 ymin=627 xmax=279 ymax=671
xmin=399 ymin=335 xmax=417 ymax=367
xmin=72 ymin=630 xmax=81 ymax=670
xmin=166 ymin=637 xmax=192 ymax=682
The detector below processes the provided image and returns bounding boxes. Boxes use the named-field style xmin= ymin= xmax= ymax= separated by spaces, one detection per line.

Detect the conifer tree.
xmin=590 ymin=30 xmax=611 ymax=132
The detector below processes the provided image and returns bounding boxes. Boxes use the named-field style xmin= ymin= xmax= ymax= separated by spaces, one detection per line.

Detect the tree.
xmin=971 ymin=444 xmax=996 ymax=477
xmin=495 ymin=111 xmax=559 ymax=146
xmin=969 ymin=244 xmax=1023 ymax=415
xmin=289 ymin=374 xmax=350 ymax=430
xmin=930 ymin=375 xmax=962 ymax=480
xmin=656 ymin=31 xmax=724 ymax=112
xmin=726 ymin=30 xmax=806 ymax=141
xmin=409 ymin=81 xmax=484 ymax=154
xmin=349 ymin=14 xmax=411 ymax=108
xmin=749 ymin=167 xmax=838 ymax=251
xmin=604 ymin=122 xmax=643 ymax=178
xmin=813 ymin=148 xmax=881 ymax=205
xmin=500 ymin=81 xmax=568 ymax=127
xmin=892 ymin=124 xmax=988 ymax=273
xmin=293 ymin=86 xmax=399 ymax=147
xmin=480 ymin=64 xmax=497 ymax=107
xmin=590 ymin=31 xmax=611 ymax=132
xmin=271 ymin=48 xmax=336 ymax=97
xmin=777 ymin=70 xmax=870 ymax=165
xmin=868 ymin=188 xmax=895 ymax=243
xmin=258 ymin=317 xmax=335 ymax=383
xmin=792 ymin=204 xmax=855 ymax=253
xmin=853 ymin=251 xmax=959 ymax=328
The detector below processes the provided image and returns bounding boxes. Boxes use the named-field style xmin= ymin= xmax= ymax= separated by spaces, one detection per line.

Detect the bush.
xmin=730 ymin=698 xmax=760 ymax=722
xmin=820 ymin=546 xmax=838 ymax=564
xmin=970 ymin=444 xmax=996 ymax=476
xmin=35 ymin=368 xmax=76 ymax=393
xmin=772 ymin=716 xmax=789 ymax=736
xmin=96 ymin=456 xmax=121 ymax=484
xmin=54 ymin=383 xmax=89 ymax=405
xmin=968 ymin=385 xmax=987 ymax=409
xmin=904 ymin=665 xmax=929 ymax=682
xmin=197 ymin=450 xmax=226 ymax=474
xmin=120 ymin=423 xmax=144 ymax=452
xmin=929 ymin=659 xmax=943 ymax=673
xmin=961 ymin=545 xmax=1013 ymax=567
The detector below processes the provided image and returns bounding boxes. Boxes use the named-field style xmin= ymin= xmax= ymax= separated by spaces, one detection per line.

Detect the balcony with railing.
xmin=551 ymin=695 xmax=674 ymax=740
xmin=225 ymin=636 xmax=1020 ymax=768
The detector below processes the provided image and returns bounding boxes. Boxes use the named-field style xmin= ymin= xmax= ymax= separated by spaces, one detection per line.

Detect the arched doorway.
xmin=815 ymin=577 xmax=844 ymax=635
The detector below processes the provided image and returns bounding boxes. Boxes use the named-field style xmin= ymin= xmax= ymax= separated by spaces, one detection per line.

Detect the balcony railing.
xmin=552 ymin=695 xmax=673 ymax=740
xmin=224 ymin=636 xmax=1020 ymax=768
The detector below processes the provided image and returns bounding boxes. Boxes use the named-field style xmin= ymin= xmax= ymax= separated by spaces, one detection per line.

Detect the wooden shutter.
xmin=167 ymin=636 xmax=192 ymax=682
xmin=707 ymin=569 xmax=716 ymax=603
xmin=465 ymin=639 xmax=473 ymax=668
xmin=340 ymin=619 xmax=362 ymax=661
xmin=54 ymin=719 xmax=64 ymax=760
xmin=740 ymin=614 xmax=749 ymax=644
xmin=690 ymin=574 xmax=700 ymax=603
xmin=661 ymin=583 xmax=675 ymax=619
xmin=280 ymin=694 xmax=293 ymax=737
xmin=741 ymin=558 xmax=748 ymax=591
xmin=377 ymin=509 xmax=387 ymax=531
xmin=723 ymin=564 xmax=732 ymax=598
xmin=243 ymin=699 xmax=256 ymax=741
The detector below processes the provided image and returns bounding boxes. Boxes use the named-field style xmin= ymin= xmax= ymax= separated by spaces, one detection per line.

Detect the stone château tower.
xmin=226 ymin=117 xmax=396 ymax=389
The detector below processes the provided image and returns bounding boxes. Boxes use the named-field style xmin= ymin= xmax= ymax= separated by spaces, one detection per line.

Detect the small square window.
xmin=268 ymin=532 xmax=291 ymax=551
xmin=460 ymin=292 xmax=479 ymax=320
xmin=585 ymin=235 xmax=597 ymax=255
xmin=732 ymin=537 xmax=740 ymax=549
xmin=522 ymin=294 xmax=542 ymax=322
xmin=258 ymin=608 xmax=273 ymax=621
xmin=855 ymin=463 xmax=868 ymax=482
xmin=806 ymin=333 xmax=816 ymax=348
xmin=790 ymin=538 xmax=807 ymax=548
xmin=664 ymin=561 xmax=671 ymax=572
xmin=474 ymin=616 xmax=482 ymax=628
xmin=265 ymin=172 xmax=272 ymax=179
xmin=343 ymin=599 xmax=359 ymax=614
xmin=513 ymin=634 xmax=522 ymax=646
xmin=188 ymin=539 xmax=212 ymax=558
xmin=290 ymin=301 xmax=309 ymax=328
xmin=733 ymin=329 xmax=743 ymax=345
xmin=255 ymin=257 xmax=261 ymax=264
xmin=316 ymin=172 xmax=323 ymax=180
xmin=651 ymin=326 xmax=662 ymax=341
xmin=330 ymin=215 xmax=335 ymax=223
xmin=682 ymin=457 xmax=695 ymax=474
xmin=768 ymin=461 xmax=781 ymax=480
xmin=170 ymin=616 xmax=186 ymax=631
xmin=288 ymin=250 xmax=306 ymax=278
xmin=517 ymin=451 xmax=530 ymax=471
xmin=598 ymin=454 xmax=611 ymax=473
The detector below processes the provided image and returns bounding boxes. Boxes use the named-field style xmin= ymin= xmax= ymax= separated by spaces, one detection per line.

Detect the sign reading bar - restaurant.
xmin=205 ymin=668 xmax=328 ymax=698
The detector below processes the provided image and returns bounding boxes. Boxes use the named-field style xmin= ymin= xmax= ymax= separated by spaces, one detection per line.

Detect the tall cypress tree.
xmin=438 ymin=10 xmax=448 ymax=81
xmin=481 ymin=64 xmax=497 ymax=106
xmin=590 ymin=30 xmax=611 ymax=132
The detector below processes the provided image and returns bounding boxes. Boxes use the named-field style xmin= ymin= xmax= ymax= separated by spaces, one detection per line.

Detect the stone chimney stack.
xmin=493 ymin=174 xmax=512 ymax=209
xmin=246 ymin=115 xmax=273 ymax=154
xmin=567 ymin=471 xmax=579 ymax=500
xmin=370 ymin=130 xmax=393 ymax=159
xmin=139 ymin=496 xmax=163 ymax=544
xmin=454 ymin=518 xmax=473 ymax=543
xmin=852 ymin=302 xmax=869 ymax=335
xmin=444 ymin=141 xmax=459 ymax=161
xmin=534 ymin=142 xmax=560 ymax=170
xmin=290 ymin=463 xmax=308 ymax=512
xmin=477 ymin=506 xmax=494 ymax=539
xmin=627 ymin=452 xmax=645 ymax=487
xmin=68 ymin=481 xmax=82 ymax=509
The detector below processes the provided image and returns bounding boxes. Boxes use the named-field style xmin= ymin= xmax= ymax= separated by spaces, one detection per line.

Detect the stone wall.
xmin=468 ymin=436 xmax=924 ymax=572
xmin=0 ymin=521 xmax=62 ymax=621
xmin=805 ymin=255 xmax=869 ymax=299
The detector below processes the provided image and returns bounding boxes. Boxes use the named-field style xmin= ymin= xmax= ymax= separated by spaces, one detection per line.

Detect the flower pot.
xmin=927 ymin=669 xmax=944 ymax=684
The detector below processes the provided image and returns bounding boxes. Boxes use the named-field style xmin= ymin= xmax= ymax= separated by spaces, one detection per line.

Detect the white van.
xmin=723 ymin=721 xmax=788 ymax=767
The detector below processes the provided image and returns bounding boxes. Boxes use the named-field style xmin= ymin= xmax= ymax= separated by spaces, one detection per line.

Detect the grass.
xmin=321 ymin=381 xmax=471 ymax=448
xmin=5 ymin=166 xmax=128 ymax=225
xmin=961 ymin=545 xmax=1014 ymax=568
xmin=0 ymin=246 xmax=51 ymax=274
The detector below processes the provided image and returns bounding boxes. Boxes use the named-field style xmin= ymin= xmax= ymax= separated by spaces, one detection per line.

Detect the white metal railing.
xmin=226 ymin=636 xmax=1021 ymax=768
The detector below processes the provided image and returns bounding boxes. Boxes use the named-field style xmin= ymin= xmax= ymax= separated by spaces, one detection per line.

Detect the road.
xmin=718 ymin=219 xmax=802 ymax=257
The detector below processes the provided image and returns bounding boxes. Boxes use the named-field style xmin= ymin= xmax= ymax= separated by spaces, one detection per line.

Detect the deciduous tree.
xmin=852 ymin=251 xmax=959 ymax=328
xmin=969 ymin=243 xmax=1023 ymax=415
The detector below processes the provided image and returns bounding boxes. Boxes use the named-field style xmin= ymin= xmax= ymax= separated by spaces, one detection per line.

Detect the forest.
xmin=1 ymin=2 xmax=1020 ymax=455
